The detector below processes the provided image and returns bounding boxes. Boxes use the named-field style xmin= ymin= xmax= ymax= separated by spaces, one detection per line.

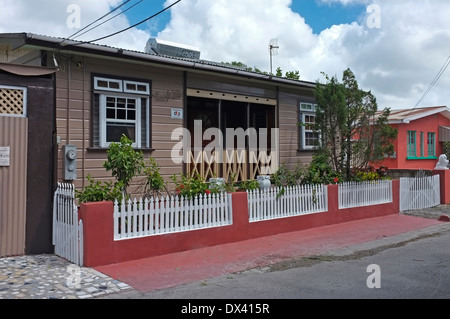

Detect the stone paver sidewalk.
xmin=0 ymin=254 xmax=131 ymax=299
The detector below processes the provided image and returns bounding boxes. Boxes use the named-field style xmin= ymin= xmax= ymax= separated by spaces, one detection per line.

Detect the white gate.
xmin=400 ymin=175 xmax=441 ymax=211
xmin=52 ymin=183 xmax=83 ymax=266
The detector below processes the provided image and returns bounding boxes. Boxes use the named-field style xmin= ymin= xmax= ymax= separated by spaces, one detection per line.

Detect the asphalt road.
xmin=98 ymin=208 xmax=450 ymax=301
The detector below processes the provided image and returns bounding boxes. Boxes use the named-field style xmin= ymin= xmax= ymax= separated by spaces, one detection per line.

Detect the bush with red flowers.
xmin=170 ymin=173 xmax=218 ymax=199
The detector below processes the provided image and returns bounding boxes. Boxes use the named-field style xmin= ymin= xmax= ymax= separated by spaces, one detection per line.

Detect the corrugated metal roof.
xmin=377 ymin=106 xmax=450 ymax=124
xmin=0 ymin=32 xmax=316 ymax=89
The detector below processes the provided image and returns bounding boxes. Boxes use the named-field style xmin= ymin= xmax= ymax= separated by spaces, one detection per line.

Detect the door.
xmin=0 ymin=89 xmax=28 ymax=257
xmin=0 ymin=70 xmax=55 ymax=257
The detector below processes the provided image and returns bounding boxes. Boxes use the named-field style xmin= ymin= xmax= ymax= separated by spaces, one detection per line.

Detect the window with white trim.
xmin=299 ymin=102 xmax=319 ymax=150
xmin=93 ymin=76 xmax=151 ymax=148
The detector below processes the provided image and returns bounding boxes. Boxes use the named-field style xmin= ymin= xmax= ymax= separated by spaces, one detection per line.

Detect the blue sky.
xmin=291 ymin=1 xmax=367 ymax=33
xmin=127 ymin=0 xmax=367 ymax=35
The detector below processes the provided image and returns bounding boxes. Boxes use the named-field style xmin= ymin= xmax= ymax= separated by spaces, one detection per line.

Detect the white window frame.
xmin=300 ymin=103 xmax=317 ymax=112
xmin=94 ymin=76 xmax=151 ymax=149
xmin=123 ymin=80 xmax=150 ymax=95
xmin=299 ymin=101 xmax=319 ymax=150
xmin=300 ymin=113 xmax=320 ymax=150
xmin=0 ymin=85 xmax=27 ymax=117
xmin=94 ymin=77 xmax=123 ymax=92
xmin=99 ymin=94 xmax=142 ymax=148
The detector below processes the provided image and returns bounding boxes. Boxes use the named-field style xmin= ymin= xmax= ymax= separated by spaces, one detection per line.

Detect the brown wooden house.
xmin=0 ymin=32 xmax=317 ymax=256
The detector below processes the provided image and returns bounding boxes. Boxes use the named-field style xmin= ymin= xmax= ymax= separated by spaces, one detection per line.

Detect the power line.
xmin=63 ymin=0 xmax=133 ymax=43
xmin=412 ymin=54 xmax=450 ymax=110
xmin=71 ymin=0 xmax=182 ymax=46
xmin=70 ymin=0 xmax=144 ymax=40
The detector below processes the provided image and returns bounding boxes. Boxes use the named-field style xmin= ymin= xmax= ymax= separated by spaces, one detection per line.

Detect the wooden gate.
xmin=0 ymin=116 xmax=28 ymax=257
xmin=400 ymin=175 xmax=440 ymax=211
xmin=52 ymin=183 xmax=84 ymax=266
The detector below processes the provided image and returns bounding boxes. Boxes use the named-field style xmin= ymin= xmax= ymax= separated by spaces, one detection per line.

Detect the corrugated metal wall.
xmin=0 ymin=116 xmax=28 ymax=257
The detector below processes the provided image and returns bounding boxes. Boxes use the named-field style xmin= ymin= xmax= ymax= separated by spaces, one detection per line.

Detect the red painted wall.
xmin=375 ymin=114 xmax=450 ymax=170
xmin=433 ymin=170 xmax=450 ymax=205
xmin=79 ymin=181 xmax=400 ymax=267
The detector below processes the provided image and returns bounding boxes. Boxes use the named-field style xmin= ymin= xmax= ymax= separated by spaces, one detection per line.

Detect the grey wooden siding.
xmin=55 ymin=56 xmax=184 ymax=192
xmin=278 ymin=89 xmax=315 ymax=169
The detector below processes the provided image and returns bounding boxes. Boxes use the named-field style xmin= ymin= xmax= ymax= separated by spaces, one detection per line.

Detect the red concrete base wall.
xmin=80 ymin=180 xmax=400 ymax=267
xmin=432 ymin=170 xmax=450 ymax=205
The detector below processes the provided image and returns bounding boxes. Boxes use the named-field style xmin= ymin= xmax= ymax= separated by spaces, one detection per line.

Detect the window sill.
xmin=406 ymin=156 xmax=438 ymax=160
xmin=88 ymin=147 xmax=155 ymax=153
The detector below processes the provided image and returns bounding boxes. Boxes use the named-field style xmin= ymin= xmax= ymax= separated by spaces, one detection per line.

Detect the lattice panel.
xmin=0 ymin=88 xmax=24 ymax=115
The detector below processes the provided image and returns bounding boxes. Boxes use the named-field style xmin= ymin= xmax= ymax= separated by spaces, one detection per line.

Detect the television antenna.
xmin=269 ymin=38 xmax=279 ymax=74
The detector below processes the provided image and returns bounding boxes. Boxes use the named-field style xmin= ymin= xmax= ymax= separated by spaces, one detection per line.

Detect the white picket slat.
xmin=114 ymin=192 xmax=232 ymax=240
xmin=248 ymin=184 xmax=328 ymax=223
xmin=400 ymin=175 xmax=440 ymax=211
xmin=52 ymin=183 xmax=83 ymax=266
xmin=338 ymin=180 xmax=393 ymax=209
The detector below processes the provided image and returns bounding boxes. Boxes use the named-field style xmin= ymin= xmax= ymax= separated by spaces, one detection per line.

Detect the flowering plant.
xmin=351 ymin=166 xmax=390 ymax=182
xmin=170 ymin=173 xmax=217 ymax=198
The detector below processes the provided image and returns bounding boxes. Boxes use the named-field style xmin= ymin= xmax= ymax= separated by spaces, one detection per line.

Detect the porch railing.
xmin=186 ymin=149 xmax=278 ymax=181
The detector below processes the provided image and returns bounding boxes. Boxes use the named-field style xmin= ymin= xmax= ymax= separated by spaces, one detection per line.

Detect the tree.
xmin=314 ymin=68 xmax=397 ymax=180
xmin=222 ymin=62 xmax=300 ymax=79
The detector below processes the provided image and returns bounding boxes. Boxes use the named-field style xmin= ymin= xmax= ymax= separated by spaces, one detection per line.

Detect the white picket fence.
xmin=114 ymin=192 xmax=232 ymax=240
xmin=247 ymin=184 xmax=328 ymax=222
xmin=338 ymin=180 xmax=393 ymax=209
xmin=400 ymin=175 xmax=440 ymax=211
xmin=52 ymin=183 xmax=84 ymax=266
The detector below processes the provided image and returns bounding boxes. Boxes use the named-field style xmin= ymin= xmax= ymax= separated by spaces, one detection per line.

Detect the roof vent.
xmin=145 ymin=38 xmax=201 ymax=60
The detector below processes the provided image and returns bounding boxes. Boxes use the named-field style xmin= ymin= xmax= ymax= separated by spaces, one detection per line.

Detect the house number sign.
xmin=171 ymin=108 xmax=183 ymax=120
xmin=0 ymin=147 xmax=10 ymax=167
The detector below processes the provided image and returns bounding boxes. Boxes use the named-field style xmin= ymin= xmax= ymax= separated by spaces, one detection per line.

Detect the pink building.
xmin=375 ymin=106 xmax=450 ymax=170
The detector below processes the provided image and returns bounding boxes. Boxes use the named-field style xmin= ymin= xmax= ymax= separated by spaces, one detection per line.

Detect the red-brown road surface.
xmin=95 ymin=214 xmax=441 ymax=293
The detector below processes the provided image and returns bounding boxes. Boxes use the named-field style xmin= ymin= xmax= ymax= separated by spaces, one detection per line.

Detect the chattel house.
xmin=0 ymin=33 xmax=318 ymax=257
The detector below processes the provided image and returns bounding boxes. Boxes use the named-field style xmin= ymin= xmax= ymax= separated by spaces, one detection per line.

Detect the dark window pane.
xmin=117 ymin=109 xmax=126 ymax=120
xmin=128 ymin=110 xmax=136 ymax=120
xmin=137 ymin=85 xmax=147 ymax=92
xmin=126 ymin=83 xmax=136 ymax=91
xmin=127 ymin=99 xmax=136 ymax=109
xmin=106 ymin=108 xmax=115 ymax=119
xmin=98 ymin=80 xmax=108 ymax=88
xmin=117 ymin=98 xmax=126 ymax=108
xmin=106 ymin=97 xmax=116 ymax=108
xmin=109 ymin=82 xmax=120 ymax=90
xmin=106 ymin=123 xmax=136 ymax=143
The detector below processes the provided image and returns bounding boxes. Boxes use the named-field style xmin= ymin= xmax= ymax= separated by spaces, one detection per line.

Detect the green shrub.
xmin=351 ymin=166 xmax=390 ymax=182
xmin=170 ymin=174 xmax=217 ymax=198
xmin=140 ymin=157 xmax=168 ymax=198
xmin=237 ymin=179 xmax=260 ymax=191
xmin=302 ymin=153 xmax=342 ymax=185
xmin=103 ymin=135 xmax=144 ymax=195
xmin=271 ymin=163 xmax=306 ymax=187
xmin=76 ymin=175 xmax=124 ymax=204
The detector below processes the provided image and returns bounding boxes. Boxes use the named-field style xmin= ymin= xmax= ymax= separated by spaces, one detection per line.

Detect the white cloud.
xmin=1 ymin=0 xmax=449 ymax=110
xmin=158 ymin=0 xmax=450 ymax=110
xmin=0 ymin=0 xmax=150 ymax=50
